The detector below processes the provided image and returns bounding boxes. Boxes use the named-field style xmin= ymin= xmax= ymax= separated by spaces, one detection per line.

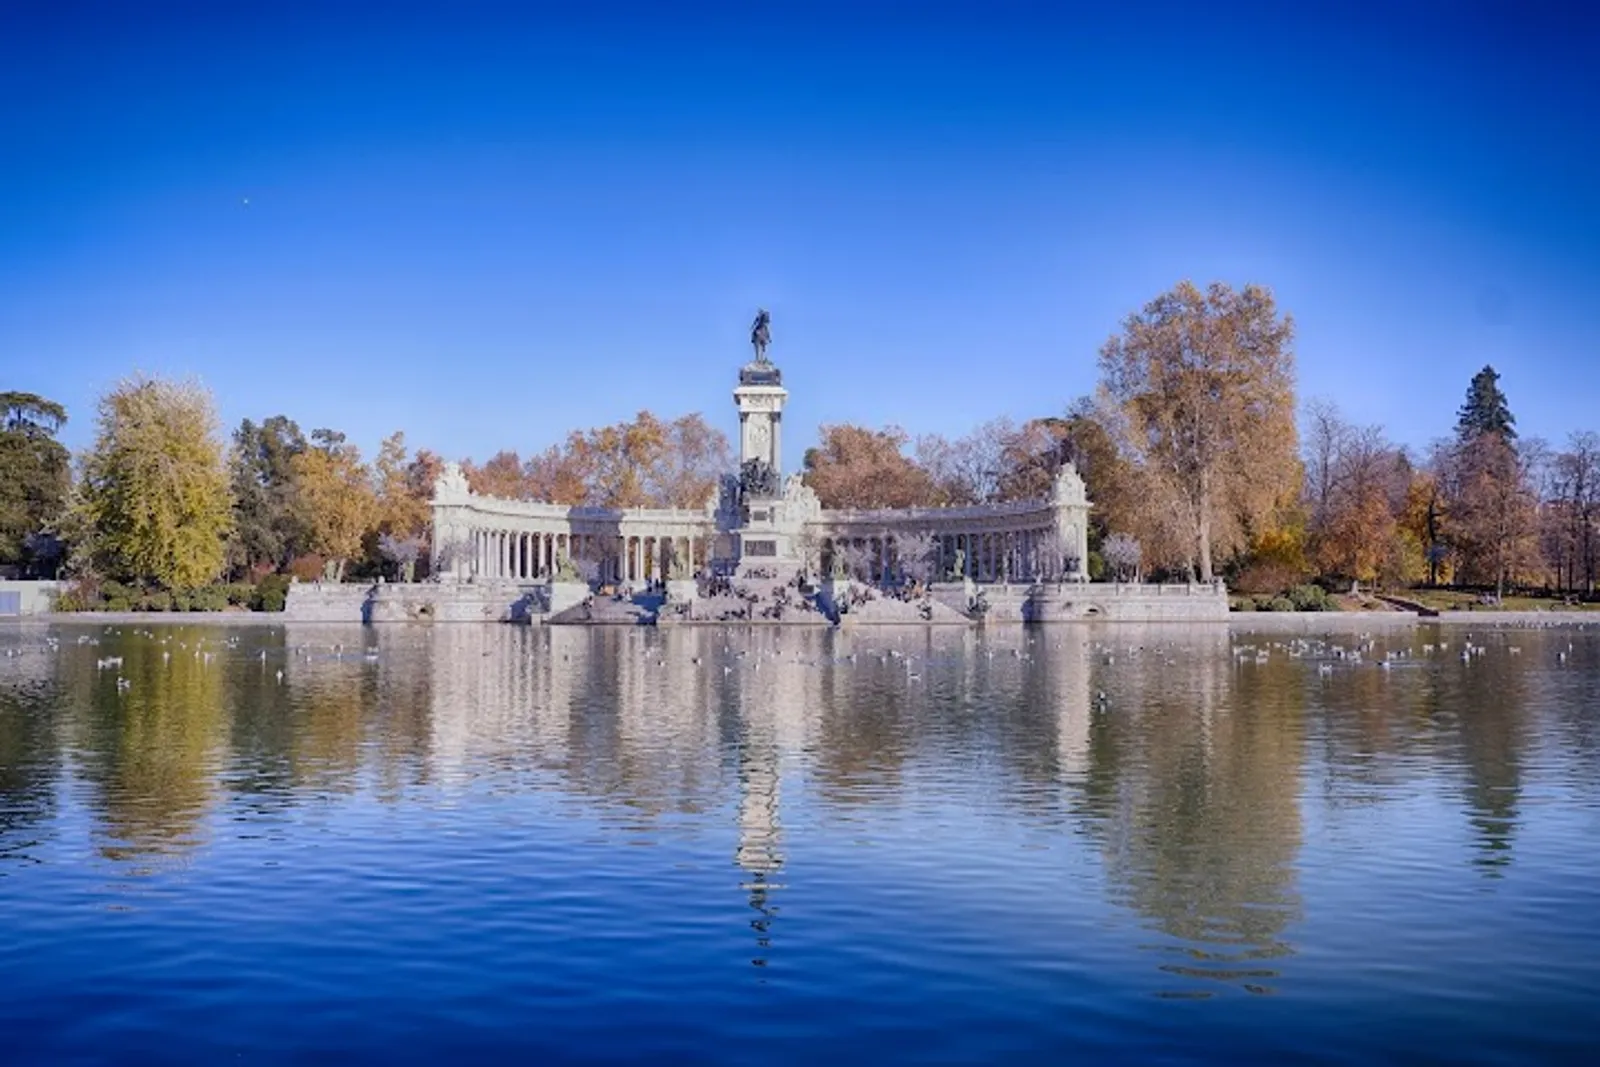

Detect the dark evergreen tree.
xmin=227 ymin=415 xmax=309 ymax=576
xmin=0 ymin=392 xmax=71 ymax=574
xmin=1456 ymin=365 xmax=1517 ymax=441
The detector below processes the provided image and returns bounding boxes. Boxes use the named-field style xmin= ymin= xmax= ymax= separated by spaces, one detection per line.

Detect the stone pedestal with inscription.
xmin=731 ymin=356 xmax=806 ymax=576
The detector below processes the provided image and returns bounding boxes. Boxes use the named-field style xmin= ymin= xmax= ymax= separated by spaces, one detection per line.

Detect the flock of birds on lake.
xmin=0 ymin=628 xmax=400 ymax=694
xmin=1225 ymin=630 xmax=1581 ymax=674
xmin=0 ymin=621 xmax=1591 ymax=704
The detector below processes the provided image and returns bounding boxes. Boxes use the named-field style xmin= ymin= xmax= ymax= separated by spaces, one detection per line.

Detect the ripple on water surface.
xmin=2 ymin=620 xmax=1599 ymax=1064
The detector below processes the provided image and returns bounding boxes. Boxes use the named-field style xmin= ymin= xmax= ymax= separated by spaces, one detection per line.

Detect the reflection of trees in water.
xmin=1542 ymin=633 xmax=1600 ymax=783
xmin=1440 ymin=642 xmax=1528 ymax=874
xmin=0 ymin=647 xmax=61 ymax=864
xmin=1078 ymin=625 xmax=1304 ymax=995
xmin=1308 ymin=628 xmax=1539 ymax=875
xmin=220 ymin=628 xmax=299 ymax=803
xmin=1541 ymin=635 xmax=1600 ymax=797
xmin=67 ymin=627 xmax=228 ymax=863
xmin=274 ymin=624 xmax=437 ymax=801
xmin=1308 ymin=653 xmax=1430 ymax=805
xmin=46 ymin=624 xmax=442 ymax=865
xmin=21 ymin=617 xmax=1583 ymax=985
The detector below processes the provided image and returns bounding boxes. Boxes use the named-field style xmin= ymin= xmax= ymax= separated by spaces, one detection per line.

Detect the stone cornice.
xmin=435 ymin=495 xmax=714 ymax=525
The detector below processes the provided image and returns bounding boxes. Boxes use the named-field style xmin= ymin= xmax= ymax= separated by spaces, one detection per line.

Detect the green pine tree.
xmin=1456 ymin=365 xmax=1517 ymax=441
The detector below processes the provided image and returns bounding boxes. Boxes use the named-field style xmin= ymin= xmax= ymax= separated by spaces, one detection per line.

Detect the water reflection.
xmin=0 ymin=643 xmax=59 ymax=867
xmin=65 ymin=629 xmax=229 ymax=863
xmin=1072 ymin=626 xmax=1301 ymax=995
xmin=2 ymin=620 xmax=1592 ymax=1000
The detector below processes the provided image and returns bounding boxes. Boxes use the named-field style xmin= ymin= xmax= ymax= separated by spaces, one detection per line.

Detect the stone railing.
xmin=929 ymin=580 xmax=1230 ymax=623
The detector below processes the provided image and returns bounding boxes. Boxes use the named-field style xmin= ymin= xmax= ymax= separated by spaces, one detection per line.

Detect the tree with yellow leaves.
xmin=370 ymin=431 xmax=434 ymax=581
xmin=373 ymin=431 xmax=430 ymax=539
xmin=73 ymin=376 xmax=234 ymax=589
xmin=1301 ymin=400 xmax=1409 ymax=586
xmin=291 ymin=429 xmax=375 ymax=582
xmin=513 ymin=410 xmax=730 ymax=509
xmin=1098 ymin=281 xmax=1300 ymax=582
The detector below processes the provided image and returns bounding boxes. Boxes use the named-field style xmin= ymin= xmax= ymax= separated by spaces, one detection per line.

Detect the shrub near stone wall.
xmin=253 ymin=574 xmax=291 ymax=612
xmin=1236 ymin=584 xmax=1334 ymax=612
xmin=53 ymin=577 xmax=292 ymax=612
xmin=1288 ymin=584 xmax=1334 ymax=611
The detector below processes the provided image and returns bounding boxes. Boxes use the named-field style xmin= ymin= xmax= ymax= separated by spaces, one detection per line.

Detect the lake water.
xmin=2 ymin=621 xmax=1599 ymax=1064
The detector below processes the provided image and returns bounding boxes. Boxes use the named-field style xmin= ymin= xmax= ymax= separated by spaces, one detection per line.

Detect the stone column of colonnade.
xmin=610 ymin=532 xmax=698 ymax=584
xmin=463 ymin=528 xmax=578 ymax=581
xmin=448 ymin=522 xmax=708 ymax=584
xmin=929 ymin=526 xmax=1060 ymax=583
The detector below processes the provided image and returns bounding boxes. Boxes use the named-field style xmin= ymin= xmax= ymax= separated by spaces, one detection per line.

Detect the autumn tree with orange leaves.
xmin=1098 ymin=281 xmax=1300 ymax=582
xmin=802 ymin=425 xmax=937 ymax=509
xmin=463 ymin=411 xmax=730 ymax=510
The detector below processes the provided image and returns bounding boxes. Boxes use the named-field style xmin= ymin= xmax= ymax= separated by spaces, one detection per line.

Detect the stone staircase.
xmin=547 ymin=588 xmax=661 ymax=625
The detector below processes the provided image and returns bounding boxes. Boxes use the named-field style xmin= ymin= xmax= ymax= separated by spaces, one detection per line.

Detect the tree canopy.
xmin=291 ymin=431 xmax=376 ymax=582
xmin=1456 ymin=365 xmax=1516 ymax=441
xmin=227 ymin=415 xmax=309 ymax=577
xmin=802 ymin=425 xmax=936 ymax=509
xmin=1097 ymin=281 xmax=1300 ymax=582
xmin=465 ymin=411 xmax=730 ymax=509
xmin=0 ymin=391 xmax=71 ymax=572
xmin=73 ymin=377 xmax=234 ymax=589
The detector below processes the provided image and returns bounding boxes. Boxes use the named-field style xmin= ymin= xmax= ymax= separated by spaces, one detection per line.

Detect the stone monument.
xmin=729 ymin=309 xmax=801 ymax=574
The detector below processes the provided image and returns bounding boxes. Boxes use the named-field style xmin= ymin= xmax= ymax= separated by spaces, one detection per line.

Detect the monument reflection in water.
xmin=2 ymin=622 xmax=1599 ymax=1064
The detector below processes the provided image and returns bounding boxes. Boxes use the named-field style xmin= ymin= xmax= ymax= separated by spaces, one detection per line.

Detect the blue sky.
xmin=1 ymin=2 xmax=1596 ymax=465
